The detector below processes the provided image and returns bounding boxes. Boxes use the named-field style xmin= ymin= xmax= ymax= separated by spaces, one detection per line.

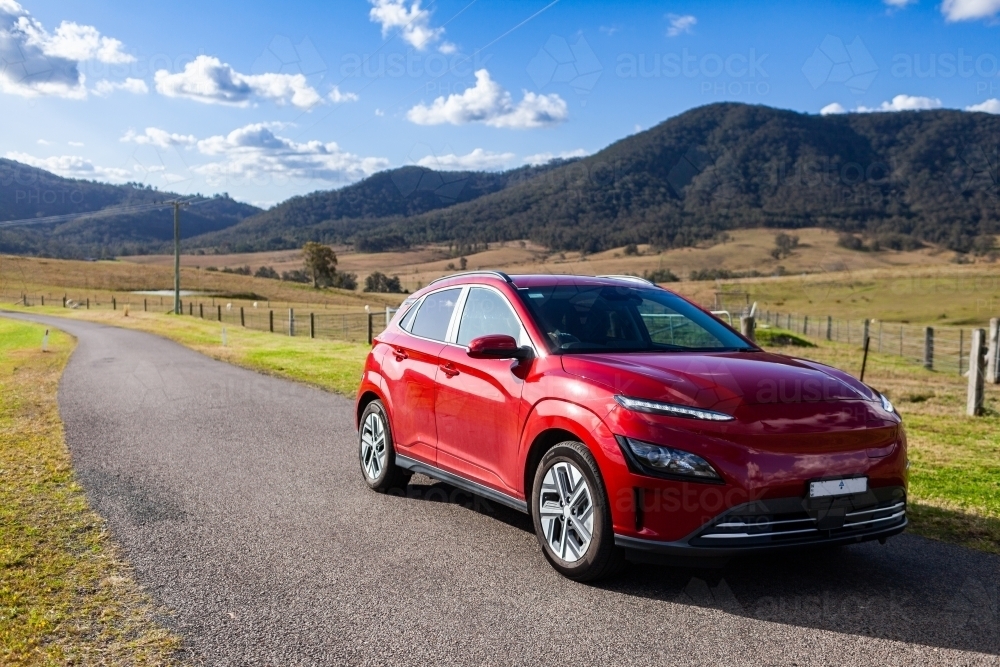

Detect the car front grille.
xmin=689 ymin=489 xmax=906 ymax=548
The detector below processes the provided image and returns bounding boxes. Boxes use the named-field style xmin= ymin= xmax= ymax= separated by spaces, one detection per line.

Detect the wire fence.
xmin=2 ymin=289 xmax=988 ymax=375
xmin=3 ymin=290 xmax=397 ymax=344
xmin=760 ymin=310 xmax=975 ymax=376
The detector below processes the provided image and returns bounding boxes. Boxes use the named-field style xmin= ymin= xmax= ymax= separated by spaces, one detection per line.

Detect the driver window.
xmin=456 ymin=288 xmax=527 ymax=347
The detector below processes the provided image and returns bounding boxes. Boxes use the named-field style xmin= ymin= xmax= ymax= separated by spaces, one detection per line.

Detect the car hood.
xmin=560 ymin=351 xmax=879 ymax=413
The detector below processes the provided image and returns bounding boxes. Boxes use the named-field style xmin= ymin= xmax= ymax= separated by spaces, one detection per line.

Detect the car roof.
xmin=416 ymin=272 xmax=660 ymax=295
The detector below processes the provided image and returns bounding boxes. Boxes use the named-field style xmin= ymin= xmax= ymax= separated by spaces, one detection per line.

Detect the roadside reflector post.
xmin=42 ymin=329 xmax=49 ymax=352
xmin=222 ymin=327 xmax=227 ymax=347
xmin=740 ymin=315 xmax=756 ymax=343
xmin=988 ymin=318 xmax=1000 ymax=384
xmin=310 ymin=313 xmax=315 ymax=339
xmin=923 ymin=327 xmax=934 ymax=371
xmin=967 ymin=329 xmax=987 ymax=417
xmin=289 ymin=308 xmax=295 ymax=336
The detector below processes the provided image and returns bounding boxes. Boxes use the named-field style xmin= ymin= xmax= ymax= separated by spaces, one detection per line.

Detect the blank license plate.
xmin=809 ymin=477 xmax=867 ymax=498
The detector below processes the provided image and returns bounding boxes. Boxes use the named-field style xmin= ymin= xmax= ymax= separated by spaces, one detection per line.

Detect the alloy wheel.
xmin=538 ymin=461 xmax=595 ymax=563
xmin=360 ymin=411 xmax=387 ymax=481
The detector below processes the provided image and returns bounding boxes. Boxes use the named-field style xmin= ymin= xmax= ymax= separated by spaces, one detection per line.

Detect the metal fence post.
xmin=826 ymin=316 xmax=832 ymax=341
xmin=967 ymin=329 xmax=986 ymax=416
xmin=740 ymin=315 xmax=756 ymax=342
xmin=988 ymin=318 xmax=1000 ymax=384
xmin=802 ymin=315 xmax=808 ymax=336
xmin=289 ymin=308 xmax=295 ymax=336
xmin=924 ymin=327 xmax=934 ymax=371
xmin=310 ymin=313 xmax=315 ymax=339
xmin=862 ymin=319 xmax=870 ymax=347
xmin=958 ymin=329 xmax=964 ymax=375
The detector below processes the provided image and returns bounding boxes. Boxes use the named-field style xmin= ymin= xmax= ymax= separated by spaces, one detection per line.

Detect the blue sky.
xmin=3 ymin=0 xmax=999 ymax=207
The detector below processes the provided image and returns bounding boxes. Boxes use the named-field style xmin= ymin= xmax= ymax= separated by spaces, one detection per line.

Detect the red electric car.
xmin=355 ymin=272 xmax=907 ymax=581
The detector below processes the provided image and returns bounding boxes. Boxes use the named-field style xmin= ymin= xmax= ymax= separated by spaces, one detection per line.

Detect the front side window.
xmin=456 ymin=287 xmax=527 ymax=346
xmin=409 ymin=288 xmax=461 ymax=341
xmin=517 ymin=284 xmax=753 ymax=353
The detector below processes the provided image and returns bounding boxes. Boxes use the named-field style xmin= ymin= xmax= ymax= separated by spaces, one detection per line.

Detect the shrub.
xmin=364 ymin=271 xmax=404 ymax=293
xmin=254 ymin=266 xmax=280 ymax=279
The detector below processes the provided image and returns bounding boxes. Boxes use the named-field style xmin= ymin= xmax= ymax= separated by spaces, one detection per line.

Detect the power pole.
xmin=172 ymin=201 xmax=189 ymax=315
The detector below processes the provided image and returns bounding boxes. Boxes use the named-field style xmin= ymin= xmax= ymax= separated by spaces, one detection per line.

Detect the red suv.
xmin=355 ymin=272 xmax=907 ymax=580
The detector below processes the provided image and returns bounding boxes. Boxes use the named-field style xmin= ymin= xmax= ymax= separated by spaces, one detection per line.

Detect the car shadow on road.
xmin=396 ymin=475 xmax=536 ymax=534
xmin=604 ymin=534 xmax=1000 ymax=656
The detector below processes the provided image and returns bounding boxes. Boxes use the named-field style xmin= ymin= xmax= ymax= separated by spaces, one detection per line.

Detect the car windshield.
xmin=516 ymin=284 xmax=754 ymax=353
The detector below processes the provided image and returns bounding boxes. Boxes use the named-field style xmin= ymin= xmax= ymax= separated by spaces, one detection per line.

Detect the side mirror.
xmin=467 ymin=334 xmax=534 ymax=361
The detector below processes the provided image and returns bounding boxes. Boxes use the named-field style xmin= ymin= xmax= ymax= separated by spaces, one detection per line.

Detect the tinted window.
xmin=456 ymin=288 xmax=525 ymax=346
xmin=398 ymin=300 xmax=419 ymax=331
xmin=409 ymin=288 xmax=461 ymax=341
xmin=517 ymin=285 xmax=752 ymax=353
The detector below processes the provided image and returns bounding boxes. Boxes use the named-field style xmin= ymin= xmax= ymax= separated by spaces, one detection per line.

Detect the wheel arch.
xmin=356 ymin=390 xmax=383 ymax=429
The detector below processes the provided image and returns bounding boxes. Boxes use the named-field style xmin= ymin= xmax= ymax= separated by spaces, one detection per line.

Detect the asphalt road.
xmin=4 ymin=312 xmax=999 ymax=666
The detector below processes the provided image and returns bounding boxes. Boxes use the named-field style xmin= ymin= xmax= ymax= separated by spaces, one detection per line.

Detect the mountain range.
xmin=2 ymin=102 xmax=998 ymax=258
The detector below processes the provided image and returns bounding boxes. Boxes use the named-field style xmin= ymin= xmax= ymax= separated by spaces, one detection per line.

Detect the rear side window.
xmin=409 ymin=288 xmax=461 ymax=341
xmin=398 ymin=300 xmax=419 ymax=331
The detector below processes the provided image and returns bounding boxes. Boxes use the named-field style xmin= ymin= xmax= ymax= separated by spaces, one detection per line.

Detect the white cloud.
xmin=524 ymin=149 xmax=589 ymax=165
xmin=0 ymin=2 xmax=131 ymax=98
xmin=154 ymin=55 xmax=322 ymax=109
xmin=36 ymin=139 xmax=52 ymax=146
xmin=820 ymin=102 xmax=847 ymax=115
xmin=328 ymin=86 xmax=359 ymax=103
xmin=369 ymin=0 xmax=444 ymax=51
xmin=121 ymin=127 xmax=197 ymax=148
xmin=94 ymin=77 xmax=148 ymax=96
xmin=883 ymin=0 xmax=917 ymax=8
xmin=192 ymin=123 xmax=389 ymax=185
xmin=941 ymin=0 xmax=1000 ymax=21
xmin=406 ymin=69 xmax=568 ymax=129
xmin=967 ymin=98 xmax=1000 ymax=113
xmin=5 ymin=151 xmax=130 ymax=181
xmin=856 ymin=94 xmax=942 ymax=112
xmin=416 ymin=149 xmax=515 ymax=171
xmin=666 ymin=14 xmax=697 ymax=37
xmin=374 ymin=108 xmax=385 ymax=116
xmin=438 ymin=41 xmax=457 ymax=55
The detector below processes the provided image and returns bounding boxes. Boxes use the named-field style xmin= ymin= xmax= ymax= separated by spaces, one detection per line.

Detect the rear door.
xmin=434 ymin=286 xmax=530 ymax=493
xmin=381 ymin=288 xmax=462 ymax=464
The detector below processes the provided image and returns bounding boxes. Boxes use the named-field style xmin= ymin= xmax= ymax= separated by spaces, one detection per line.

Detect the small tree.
xmin=459 ymin=256 xmax=468 ymax=270
xmin=303 ymin=242 xmax=337 ymax=288
xmin=364 ymin=271 xmax=404 ymax=293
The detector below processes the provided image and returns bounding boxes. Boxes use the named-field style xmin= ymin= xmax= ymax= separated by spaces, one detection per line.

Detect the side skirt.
xmin=395 ymin=454 xmax=529 ymax=514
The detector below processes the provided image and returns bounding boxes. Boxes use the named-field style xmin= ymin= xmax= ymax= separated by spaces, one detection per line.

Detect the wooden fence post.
xmin=802 ymin=315 xmax=808 ymax=335
xmin=288 ymin=308 xmax=295 ymax=337
xmin=740 ymin=315 xmax=756 ymax=342
xmin=240 ymin=307 xmax=245 ymax=327
xmin=269 ymin=310 xmax=274 ymax=333
xmin=144 ymin=298 xmax=147 ymax=312
xmin=367 ymin=313 xmax=374 ymax=345
xmin=86 ymin=298 xmax=89 ymax=309
xmin=923 ymin=327 xmax=934 ymax=371
xmin=826 ymin=316 xmax=832 ymax=341
xmin=988 ymin=318 xmax=1000 ymax=384
xmin=862 ymin=319 xmax=870 ymax=346
xmin=217 ymin=305 xmax=222 ymax=322
xmin=111 ymin=297 xmax=114 ymax=310
xmin=310 ymin=313 xmax=315 ymax=339
xmin=62 ymin=296 xmax=66 ymax=307
xmin=967 ymin=329 xmax=986 ymax=416
xmin=958 ymin=329 xmax=964 ymax=375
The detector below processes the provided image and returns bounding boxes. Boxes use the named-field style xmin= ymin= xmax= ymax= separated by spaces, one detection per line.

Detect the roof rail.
xmin=429 ymin=270 xmax=513 ymax=285
xmin=596 ymin=274 xmax=655 ymax=286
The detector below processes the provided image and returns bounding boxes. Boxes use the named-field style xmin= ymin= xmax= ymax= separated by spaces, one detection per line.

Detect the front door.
xmin=434 ymin=287 xmax=529 ymax=493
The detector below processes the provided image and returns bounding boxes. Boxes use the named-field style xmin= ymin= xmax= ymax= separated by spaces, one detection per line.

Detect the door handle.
xmin=440 ymin=363 xmax=460 ymax=378
xmin=393 ymin=348 xmax=408 ymax=361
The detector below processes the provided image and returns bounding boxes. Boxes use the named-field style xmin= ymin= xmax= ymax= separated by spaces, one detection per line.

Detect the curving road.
xmin=4 ymin=312 xmax=999 ymax=666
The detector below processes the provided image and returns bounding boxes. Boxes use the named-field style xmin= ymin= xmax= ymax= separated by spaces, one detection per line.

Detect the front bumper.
xmin=616 ymin=487 xmax=907 ymax=561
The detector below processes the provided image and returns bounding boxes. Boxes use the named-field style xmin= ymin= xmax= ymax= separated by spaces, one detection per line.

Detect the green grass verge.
xmin=0 ymin=318 xmax=183 ymax=665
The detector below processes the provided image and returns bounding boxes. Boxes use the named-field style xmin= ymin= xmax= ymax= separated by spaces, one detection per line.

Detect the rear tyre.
xmin=531 ymin=441 xmax=623 ymax=582
xmin=359 ymin=400 xmax=411 ymax=492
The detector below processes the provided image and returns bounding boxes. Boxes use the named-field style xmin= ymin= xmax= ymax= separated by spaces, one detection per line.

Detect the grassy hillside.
xmin=0 ymin=158 xmax=260 ymax=258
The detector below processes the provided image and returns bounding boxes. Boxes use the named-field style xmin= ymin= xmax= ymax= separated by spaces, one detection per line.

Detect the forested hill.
xmin=185 ymin=160 xmax=579 ymax=253
xmin=197 ymin=102 xmax=1000 ymax=255
xmin=0 ymin=159 xmax=261 ymax=258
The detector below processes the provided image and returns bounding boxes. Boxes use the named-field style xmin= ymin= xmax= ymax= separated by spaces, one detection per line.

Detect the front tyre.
xmin=359 ymin=400 xmax=411 ymax=492
xmin=531 ymin=441 xmax=622 ymax=582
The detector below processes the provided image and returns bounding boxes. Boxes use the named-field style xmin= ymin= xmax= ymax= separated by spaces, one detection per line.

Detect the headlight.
xmin=880 ymin=393 xmax=895 ymax=414
xmin=622 ymin=437 xmax=721 ymax=480
xmin=614 ymin=395 xmax=734 ymax=422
